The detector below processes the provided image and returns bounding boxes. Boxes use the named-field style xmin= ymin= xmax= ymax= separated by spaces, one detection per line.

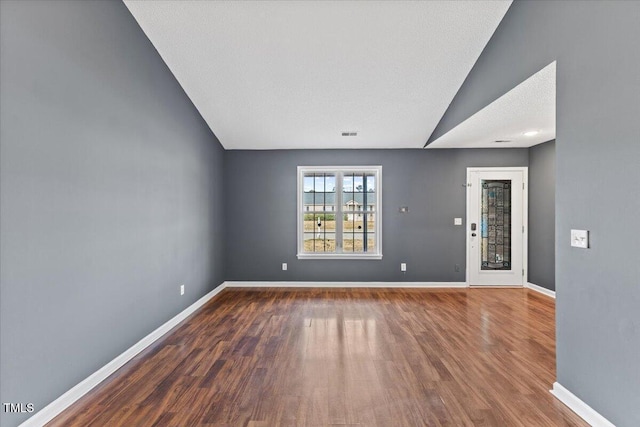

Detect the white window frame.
xmin=297 ymin=165 xmax=382 ymax=260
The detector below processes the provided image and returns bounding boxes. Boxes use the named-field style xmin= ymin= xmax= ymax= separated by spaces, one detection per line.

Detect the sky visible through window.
xmin=304 ymin=174 xmax=375 ymax=192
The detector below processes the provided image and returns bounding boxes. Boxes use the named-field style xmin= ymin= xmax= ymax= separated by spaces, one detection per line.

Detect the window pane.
xmin=303 ymin=173 xmax=336 ymax=213
xmin=361 ymin=193 xmax=376 ymax=212
xmin=366 ymin=213 xmax=376 ymax=232
xmin=342 ymin=172 xmax=376 ymax=212
xmin=342 ymin=212 xmax=375 ymax=253
xmin=340 ymin=172 xmax=376 ymax=253
xmin=342 ymin=195 xmax=375 ymax=211
xmin=303 ymin=212 xmax=336 ymax=253
xmin=342 ymin=234 xmax=376 ymax=253
xmin=303 ymin=173 xmax=336 ymax=193
xmin=366 ymin=175 xmax=375 ymax=191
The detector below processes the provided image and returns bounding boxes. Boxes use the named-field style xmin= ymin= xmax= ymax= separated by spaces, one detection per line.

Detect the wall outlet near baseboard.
xmin=400 ymin=263 xmax=407 ymax=272
xmin=180 ymin=284 xmax=185 ymax=295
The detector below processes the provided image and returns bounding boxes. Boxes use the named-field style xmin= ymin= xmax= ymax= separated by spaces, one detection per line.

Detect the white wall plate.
xmin=571 ymin=229 xmax=589 ymax=248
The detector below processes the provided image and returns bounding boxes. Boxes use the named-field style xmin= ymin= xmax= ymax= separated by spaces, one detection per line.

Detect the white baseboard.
xmin=525 ymin=281 xmax=556 ymax=298
xmin=20 ymin=283 xmax=227 ymax=427
xmin=17 ymin=280 xmax=512 ymax=426
xmin=224 ymin=281 xmax=468 ymax=288
xmin=550 ymin=382 xmax=615 ymax=427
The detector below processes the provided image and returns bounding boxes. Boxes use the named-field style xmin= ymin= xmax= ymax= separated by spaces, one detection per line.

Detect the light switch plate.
xmin=282 ymin=263 xmax=287 ymax=271
xmin=454 ymin=217 xmax=462 ymax=225
xmin=571 ymin=229 xmax=589 ymax=248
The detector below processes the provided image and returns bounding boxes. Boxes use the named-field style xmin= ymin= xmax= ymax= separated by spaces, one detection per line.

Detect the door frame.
xmin=465 ymin=167 xmax=528 ymax=287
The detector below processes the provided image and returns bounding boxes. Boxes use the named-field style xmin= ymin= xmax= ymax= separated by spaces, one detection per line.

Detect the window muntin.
xmin=298 ymin=166 xmax=382 ymax=259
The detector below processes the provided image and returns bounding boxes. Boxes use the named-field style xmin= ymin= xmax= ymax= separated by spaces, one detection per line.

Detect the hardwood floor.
xmin=48 ymin=288 xmax=586 ymax=426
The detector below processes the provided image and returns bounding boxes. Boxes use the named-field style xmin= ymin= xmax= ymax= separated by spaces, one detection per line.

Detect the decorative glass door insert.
xmin=481 ymin=180 xmax=511 ymax=270
xmin=467 ymin=168 xmax=526 ymax=287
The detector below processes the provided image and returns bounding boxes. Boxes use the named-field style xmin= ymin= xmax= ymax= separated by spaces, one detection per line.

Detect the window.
xmin=297 ymin=166 xmax=382 ymax=259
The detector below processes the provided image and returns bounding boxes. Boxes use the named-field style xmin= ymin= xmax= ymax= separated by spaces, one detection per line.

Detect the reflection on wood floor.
xmin=48 ymin=288 xmax=587 ymax=426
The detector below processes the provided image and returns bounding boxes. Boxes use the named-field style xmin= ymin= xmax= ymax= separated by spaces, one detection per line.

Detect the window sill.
xmin=297 ymin=253 xmax=383 ymax=260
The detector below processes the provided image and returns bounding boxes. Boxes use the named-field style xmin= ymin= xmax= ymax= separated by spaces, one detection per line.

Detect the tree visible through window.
xmin=297 ymin=166 xmax=382 ymax=259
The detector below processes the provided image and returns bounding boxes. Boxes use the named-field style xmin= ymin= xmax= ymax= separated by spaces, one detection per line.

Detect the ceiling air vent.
xmin=493 ymin=140 xmax=511 ymax=143
xmin=342 ymin=131 xmax=358 ymax=137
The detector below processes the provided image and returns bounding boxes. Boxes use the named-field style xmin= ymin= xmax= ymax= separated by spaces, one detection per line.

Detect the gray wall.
xmin=528 ymin=140 xmax=555 ymax=291
xmin=428 ymin=2 xmax=640 ymax=425
xmin=4 ymin=0 xmax=637 ymax=426
xmin=225 ymin=149 xmax=528 ymax=282
xmin=0 ymin=1 xmax=225 ymax=426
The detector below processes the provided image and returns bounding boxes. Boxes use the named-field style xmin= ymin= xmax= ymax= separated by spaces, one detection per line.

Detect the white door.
xmin=467 ymin=167 xmax=527 ymax=286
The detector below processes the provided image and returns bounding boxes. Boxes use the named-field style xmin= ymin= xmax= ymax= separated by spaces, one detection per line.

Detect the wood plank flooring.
xmin=48 ymin=288 xmax=587 ymax=426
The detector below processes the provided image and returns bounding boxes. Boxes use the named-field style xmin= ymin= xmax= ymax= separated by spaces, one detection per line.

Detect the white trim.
xmin=525 ymin=281 xmax=556 ymax=298
xmin=466 ymin=167 xmax=530 ymax=172
xmin=523 ymin=167 xmax=528 ymax=283
xmin=19 ymin=284 xmax=228 ymax=427
xmin=466 ymin=167 xmax=528 ymax=286
xmin=225 ymin=281 xmax=468 ymax=288
xmin=297 ymin=254 xmax=383 ymax=260
xmin=297 ymin=165 xmax=382 ymax=260
xmin=550 ymin=382 xmax=616 ymax=427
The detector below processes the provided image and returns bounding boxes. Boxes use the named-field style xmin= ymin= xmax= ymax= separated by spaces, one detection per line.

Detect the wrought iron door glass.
xmin=481 ymin=180 xmax=511 ymax=270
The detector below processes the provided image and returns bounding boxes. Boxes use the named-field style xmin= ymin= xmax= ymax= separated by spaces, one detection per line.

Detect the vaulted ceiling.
xmin=428 ymin=61 xmax=556 ymax=149
xmin=124 ymin=1 xmax=512 ymax=150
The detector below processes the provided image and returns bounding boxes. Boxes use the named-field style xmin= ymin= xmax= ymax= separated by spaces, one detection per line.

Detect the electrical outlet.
xmin=180 ymin=284 xmax=185 ymax=295
xmin=401 ymin=263 xmax=407 ymax=272
xmin=282 ymin=263 xmax=287 ymax=271
xmin=454 ymin=218 xmax=463 ymax=225
xmin=454 ymin=264 xmax=460 ymax=272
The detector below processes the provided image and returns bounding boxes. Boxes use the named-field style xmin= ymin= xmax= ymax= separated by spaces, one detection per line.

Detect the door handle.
xmin=471 ymin=233 xmax=477 ymax=237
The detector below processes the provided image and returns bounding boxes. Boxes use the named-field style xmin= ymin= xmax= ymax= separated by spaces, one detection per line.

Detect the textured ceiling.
xmin=124 ymin=1 xmax=512 ymax=150
xmin=427 ymin=61 xmax=556 ymax=149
